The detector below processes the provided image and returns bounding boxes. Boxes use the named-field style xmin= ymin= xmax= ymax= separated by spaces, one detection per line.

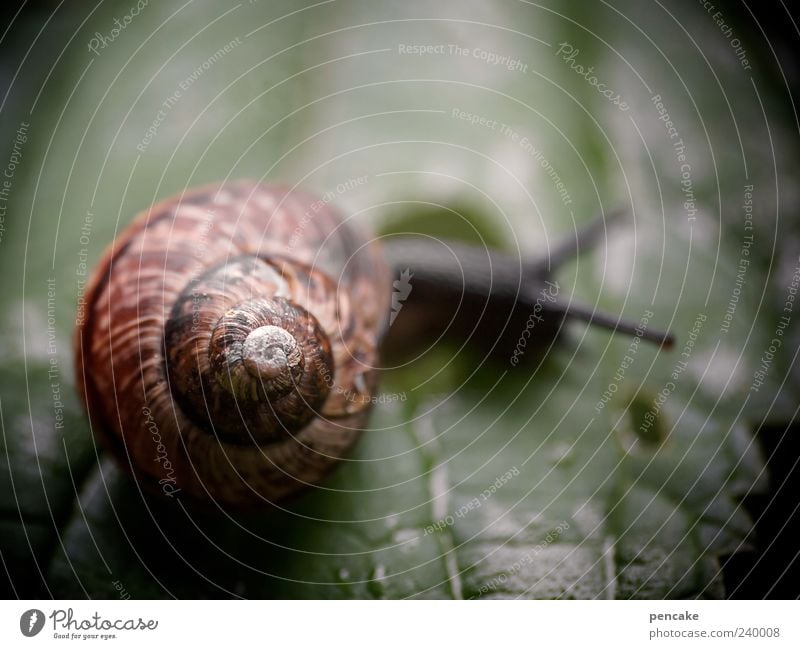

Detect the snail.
xmin=74 ymin=180 xmax=672 ymax=510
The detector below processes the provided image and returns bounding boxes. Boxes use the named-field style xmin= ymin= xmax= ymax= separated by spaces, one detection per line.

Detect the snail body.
xmin=76 ymin=181 xmax=671 ymax=510
xmin=75 ymin=181 xmax=389 ymax=509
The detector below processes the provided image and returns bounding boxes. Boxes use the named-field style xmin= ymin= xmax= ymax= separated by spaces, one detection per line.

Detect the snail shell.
xmin=75 ymin=181 xmax=390 ymax=509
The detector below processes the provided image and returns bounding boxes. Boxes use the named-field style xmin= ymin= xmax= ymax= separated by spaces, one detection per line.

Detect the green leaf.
xmin=1 ymin=0 xmax=796 ymax=599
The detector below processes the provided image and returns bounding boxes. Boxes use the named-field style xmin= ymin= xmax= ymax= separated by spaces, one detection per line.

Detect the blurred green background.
xmin=0 ymin=0 xmax=798 ymax=599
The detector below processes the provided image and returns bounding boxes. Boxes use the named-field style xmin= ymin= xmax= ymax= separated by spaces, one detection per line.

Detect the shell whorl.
xmin=75 ymin=182 xmax=391 ymax=509
xmin=163 ymin=256 xmax=334 ymax=445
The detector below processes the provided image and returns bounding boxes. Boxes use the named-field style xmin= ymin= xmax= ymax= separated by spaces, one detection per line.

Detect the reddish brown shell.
xmin=74 ymin=181 xmax=390 ymax=508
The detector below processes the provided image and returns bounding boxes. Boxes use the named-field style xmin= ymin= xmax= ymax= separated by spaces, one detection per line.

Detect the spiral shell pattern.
xmin=74 ymin=181 xmax=390 ymax=508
